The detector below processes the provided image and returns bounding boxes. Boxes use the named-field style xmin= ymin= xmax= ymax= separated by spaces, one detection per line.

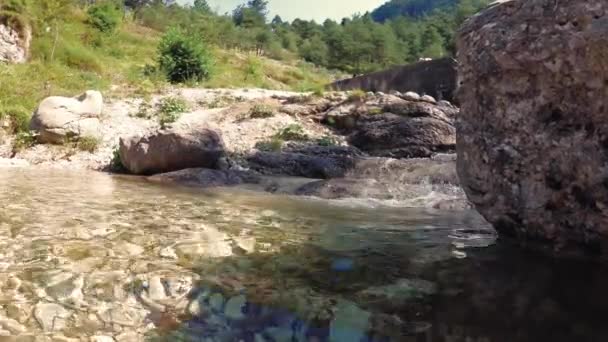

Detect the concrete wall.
xmin=330 ymin=58 xmax=458 ymax=102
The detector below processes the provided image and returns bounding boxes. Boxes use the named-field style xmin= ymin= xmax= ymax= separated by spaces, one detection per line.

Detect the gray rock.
xmin=30 ymin=91 xmax=103 ymax=144
xmin=330 ymin=300 xmax=371 ymax=342
xmin=0 ymin=19 xmax=31 ymax=64
xmin=457 ymin=0 xmax=608 ymax=253
xmin=224 ymin=295 xmax=247 ymax=320
xmin=402 ymin=91 xmax=421 ymax=101
xmin=34 ymin=303 xmax=71 ymax=332
xmin=119 ymin=123 xmax=224 ymax=175
xmin=349 ymin=113 xmax=455 ymax=159
xmin=421 ymin=94 xmax=437 ymax=103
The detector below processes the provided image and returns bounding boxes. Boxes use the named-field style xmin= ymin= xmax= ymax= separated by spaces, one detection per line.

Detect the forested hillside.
xmin=0 ymin=0 xmax=490 ymax=123
xmin=371 ymin=0 xmax=459 ymax=22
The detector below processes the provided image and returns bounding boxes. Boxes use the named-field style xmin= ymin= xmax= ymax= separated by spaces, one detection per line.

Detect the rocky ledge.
xmin=1 ymin=88 xmax=465 ymax=207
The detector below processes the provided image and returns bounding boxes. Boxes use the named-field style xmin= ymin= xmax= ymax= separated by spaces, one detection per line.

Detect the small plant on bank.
xmin=157 ymin=96 xmax=189 ymax=128
xmin=275 ymin=124 xmax=308 ymax=141
xmin=317 ymin=136 xmax=338 ymax=147
xmin=135 ymin=101 xmax=153 ymax=119
xmin=109 ymin=146 xmax=126 ymax=173
xmin=76 ymin=136 xmax=101 ymax=153
xmin=368 ymin=107 xmax=383 ymax=115
xmin=0 ymin=105 xmax=30 ymax=133
xmin=249 ymin=104 xmax=275 ymax=119
xmin=347 ymin=89 xmax=367 ymax=102
xmin=255 ymin=138 xmax=284 ymax=152
xmin=12 ymin=131 xmax=36 ymax=152
xmin=158 ymin=27 xmax=213 ymax=84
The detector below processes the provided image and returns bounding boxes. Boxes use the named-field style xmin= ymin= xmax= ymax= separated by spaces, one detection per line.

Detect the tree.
xmin=192 ymin=0 xmax=210 ymax=13
xmin=247 ymin=0 xmax=268 ymax=19
xmin=420 ymin=25 xmax=445 ymax=58
xmin=270 ymin=15 xmax=283 ymax=28
xmin=124 ymin=0 xmax=151 ymax=18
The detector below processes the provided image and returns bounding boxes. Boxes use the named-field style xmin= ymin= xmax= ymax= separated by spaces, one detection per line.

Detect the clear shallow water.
xmin=0 ymin=168 xmax=606 ymax=341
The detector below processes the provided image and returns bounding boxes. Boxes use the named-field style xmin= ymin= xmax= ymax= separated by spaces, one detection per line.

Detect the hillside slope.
xmin=0 ymin=1 xmax=335 ymax=133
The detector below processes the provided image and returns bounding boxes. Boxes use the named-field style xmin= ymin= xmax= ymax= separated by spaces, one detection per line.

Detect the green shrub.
xmin=244 ymin=57 xmax=262 ymax=81
xmin=317 ymin=136 xmax=337 ymax=147
xmin=348 ymin=89 xmax=367 ymax=102
xmin=87 ymin=1 xmax=122 ymax=33
xmin=12 ymin=131 xmax=36 ymax=152
xmin=157 ymin=96 xmax=188 ymax=128
xmin=249 ymin=104 xmax=274 ymax=119
xmin=255 ymin=138 xmax=283 ymax=152
xmin=0 ymin=105 xmax=30 ymax=133
xmin=158 ymin=28 xmax=213 ymax=83
xmin=109 ymin=146 xmax=126 ymax=173
xmin=76 ymin=136 xmax=100 ymax=153
xmin=275 ymin=124 xmax=308 ymax=141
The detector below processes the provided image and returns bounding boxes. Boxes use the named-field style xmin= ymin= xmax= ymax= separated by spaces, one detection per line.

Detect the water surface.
xmin=0 ymin=168 xmax=606 ymax=341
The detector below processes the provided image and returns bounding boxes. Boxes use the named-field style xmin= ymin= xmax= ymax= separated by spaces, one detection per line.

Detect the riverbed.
xmin=1 ymin=167 xmax=607 ymax=341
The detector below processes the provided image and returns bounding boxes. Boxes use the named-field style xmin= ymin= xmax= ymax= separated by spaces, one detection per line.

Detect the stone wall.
xmin=329 ymin=58 xmax=458 ymax=102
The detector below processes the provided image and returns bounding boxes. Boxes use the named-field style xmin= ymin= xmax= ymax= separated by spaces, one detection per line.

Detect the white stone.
xmin=30 ymin=90 xmax=103 ymax=144
xmin=34 ymin=303 xmax=71 ymax=332
xmin=91 ymin=336 xmax=115 ymax=342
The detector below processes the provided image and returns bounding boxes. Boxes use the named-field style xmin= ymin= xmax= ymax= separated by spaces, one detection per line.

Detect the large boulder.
xmin=323 ymin=94 xmax=457 ymax=159
xmin=0 ymin=14 xmax=31 ymax=64
xmin=30 ymin=91 xmax=103 ymax=144
xmin=119 ymin=124 xmax=224 ymax=175
xmin=457 ymin=0 xmax=608 ymax=254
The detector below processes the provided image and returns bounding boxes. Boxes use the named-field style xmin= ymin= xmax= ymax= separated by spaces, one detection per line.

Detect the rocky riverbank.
xmin=1 ymin=88 xmax=465 ymax=208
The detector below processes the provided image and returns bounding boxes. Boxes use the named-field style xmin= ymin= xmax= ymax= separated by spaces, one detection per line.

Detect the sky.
xmin=177 ymin=0 xmax=387 ymax=22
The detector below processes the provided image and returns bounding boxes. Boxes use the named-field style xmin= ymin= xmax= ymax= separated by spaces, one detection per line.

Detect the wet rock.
xmin=148 ymin=168 xmax=261 ymax=188
xmin=359 ymin=279 xmax=437 ymax=307
xmin=30 ymin=91 xmax=103 ymax=144
xmin=147 ymin=276 xmax=166 ymax=302
xmin=119 ymin=123 xmax=224 ymax=175
xmin=117 ymin=242 xmax=144 ymax=257
xmin=6 ymin=303 xmax=30 ymax=324
xmin=224 ymin=295 xmax=247 ymax=320
xmin=34 ymin=303 xmax=71 ymax=332
xmin=0 ymin=316 xmax=26 ymax=334
xmin=330 ymin=300 xmax=371 ymax=342
xmin=456 ymin=0 xmax=608 ymax=253
xmin=295 ymin=178 xmax=394 ymax=200
xmin=98 ymin=306 xmax=145 ymax=327
xmin=159 ymin=246 xmax=177 ymax=259
xmin=115 ymin=332 xmax=142 ymax=342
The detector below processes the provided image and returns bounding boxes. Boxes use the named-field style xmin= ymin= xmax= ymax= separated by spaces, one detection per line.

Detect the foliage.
xmin=75 ymin=136 xmax=100 ymax=153
xmin=255 ymin=138 xmax=283 ymax=152
xmin=274 ymin=124 xmax=308 ymax=141
xmin=0 ymin=105 xmax=30 ymax=133
xmin=158 ymin=28 xmax=213 ymax=83
xmin=157 ymin=96 xmax=188 ymax=128
xmin=87 ymin=1 xmax=122 ymax=33
xmin=12 ymin=131 xmax=36 ymax=152
xmin=249 ymin=104 xmax=275 ymax=119
xmin=348 ymin=89 xmax=367 ymax=102
xmin=109 ymin=146 xmax=126 ymax=173
xmin=317 ymin=136 xmax=338 ymax=147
